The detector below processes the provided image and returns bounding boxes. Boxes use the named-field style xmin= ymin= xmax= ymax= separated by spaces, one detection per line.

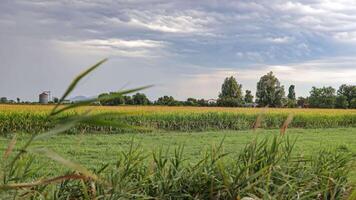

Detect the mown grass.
xmin=1 ymin=128 xmax=356 ymax=182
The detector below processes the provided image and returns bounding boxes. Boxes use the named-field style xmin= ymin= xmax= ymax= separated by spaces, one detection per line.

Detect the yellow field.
xmin=0 ymin=104 xmax=355 ymax=133
xmin=1 ymin=104 xmax=355 ymax=116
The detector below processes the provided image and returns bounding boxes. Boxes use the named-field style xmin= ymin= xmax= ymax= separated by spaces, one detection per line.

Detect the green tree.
xmin=256 ymin=71 xmax=285 ymax=107
xmin=308 ymin=86 xmax=336 ymax=108
xmin=218 ymin=76 xmax=243 ymax=106
xmin=53 ymin=97 xmax=59 ymax=103
xmin=337 ymin=84 xmax=356 ymax=108
xmin=123 ymin=95 xmax=133 ymax=105
xmin=98 ymin=92 xmax=125 ymax=106
xmin=197 ymin=99 xmax=210 ymax=106
xmin=297 ymin=97 xmax=308 ymax=108
xmin=219 ymin=76 xmax=243 ymax=99
xmin=185 ymin=98 xmax=198 ymax=106
xmin=0 ymin=97 xmax=7 ymax=103
xmin=217 ymin=97 xmax=242 ymax=107
xmin=156 ymin=96 xmax=177 ymax=106
xmin=287 ymin=85 xmax=296 ymax=100
xmin=350 ymin=98 xmax=356 ymax=109
xmin=286 ymin=85 xmax=296 ymax=108
xmin=244 ymin=90 xmax=254 ymax=103
xmin=335 ymin=95 xmax=349 ymax=109
xmin=132 ymin=93 xmax=150 ymax=105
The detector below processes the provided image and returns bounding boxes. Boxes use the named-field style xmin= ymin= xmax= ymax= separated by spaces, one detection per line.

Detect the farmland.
xmin=0 ymin=104 xmax=355 ymax=134
xmin=1 ymin=104 xmax=356 ymax=198
xmin=1 ymin=127 xmax=356 ymax=177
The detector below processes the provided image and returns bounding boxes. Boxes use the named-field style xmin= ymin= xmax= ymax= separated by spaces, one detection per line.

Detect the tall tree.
xmin=337 ymin=84 xmax=356 ymax=108
xmin=244 ymin=90 xmax=254 ymax=103
xmin=219 ymin=76 xmax=243 ymax=99
xmin=287 ymin=85 xmax=296 ymax=100
xmin=308 ymin=86 xmax=336 ymax=108
xmin=256 ymin=71 xmax=285 ymax=107
xmin=286 ymin=85 xmax=297 ymax=108
xmin=218 ymin=76 xmax=243 ymax=106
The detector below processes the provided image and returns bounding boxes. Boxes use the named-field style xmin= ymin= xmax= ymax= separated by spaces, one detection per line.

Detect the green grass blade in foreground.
xmin=51 ymin=58 xmax=108 ymax=115
xmin=0 ymin=174 xmax=88 ymax=190
xmin=28 ymin=147 xmax=98 ymax=181
xmin=50 ymin=85 xmax=153 ymax=116
xmin=3 ymin=134 xmax=16 ymax=160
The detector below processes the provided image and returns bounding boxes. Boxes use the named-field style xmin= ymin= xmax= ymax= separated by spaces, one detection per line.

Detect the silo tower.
xmin=39 ymin=91 xmax=50 ymax=104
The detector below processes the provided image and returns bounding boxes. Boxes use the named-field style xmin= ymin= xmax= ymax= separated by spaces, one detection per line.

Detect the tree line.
xmin=1 ymin=71 xmax=355 ymax=108
xmin=97 ymin=71 xmax=355 ymax=109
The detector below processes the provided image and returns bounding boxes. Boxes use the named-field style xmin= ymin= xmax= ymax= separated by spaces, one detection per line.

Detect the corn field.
xmin=0 ymin=105 xmax=355 ymax=134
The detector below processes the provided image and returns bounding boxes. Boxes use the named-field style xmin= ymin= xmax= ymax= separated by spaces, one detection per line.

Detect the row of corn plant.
xmin=0 ymin=110 xmax=355 ymax=134
xmin=0 ymin=59 xmax=354 ymax=199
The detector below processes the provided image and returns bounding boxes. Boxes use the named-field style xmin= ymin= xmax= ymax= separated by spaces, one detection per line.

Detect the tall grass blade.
xmin=0 ymin=174 xmax=87 ymax=190
xmin=280 ymin=114 xmax=294 ymax=136
xmin=50 ymin=85 xmax=152 ymax=116
xmin=51 ymin=58 xmax=108 ymax=115
xmin=3 ymin=134 xmax=16 ymax=160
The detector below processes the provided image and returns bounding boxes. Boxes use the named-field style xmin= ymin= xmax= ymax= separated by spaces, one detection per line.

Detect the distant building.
xmin=39 ymin=92 xmax=49 ymax=104
xmin=207 ymin=99 xmax=217 ymax=104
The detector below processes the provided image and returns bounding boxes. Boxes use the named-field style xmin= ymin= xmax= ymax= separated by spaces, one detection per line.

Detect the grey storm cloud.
xmin=0 ymin=0 xmax=355 ymax=101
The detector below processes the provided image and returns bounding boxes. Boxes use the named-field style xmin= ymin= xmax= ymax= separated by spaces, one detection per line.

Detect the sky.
xmin=0 ymin=0 xmax=356 ymax=101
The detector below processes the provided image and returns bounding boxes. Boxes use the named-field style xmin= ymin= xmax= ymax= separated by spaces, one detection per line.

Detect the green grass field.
xmin=2 ymin=127 xmax=356 ymax=182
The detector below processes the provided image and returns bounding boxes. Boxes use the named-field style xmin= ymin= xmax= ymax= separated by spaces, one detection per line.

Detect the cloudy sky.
xmin=1 ymin=0 xmax=356 ymax=101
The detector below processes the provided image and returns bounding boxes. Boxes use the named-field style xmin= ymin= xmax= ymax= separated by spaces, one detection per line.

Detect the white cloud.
xmin=172 ymin=57 xmax=356 ymax=99
xmin=266 ymin=36 xmax=293 ymax=43
xmin=125 ymin=10 xmax=215 ymax=33
xmin=2 ymin=0 xmax=356 ymax=100
xmin=333 ymin=31 xmax=356 ymax=42
xmin=52 ymin=38 xmax=167 ymax=57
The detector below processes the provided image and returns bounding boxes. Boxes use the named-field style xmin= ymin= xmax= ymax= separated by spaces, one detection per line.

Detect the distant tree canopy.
xmin=156 ymin=96 xmax=177 ymax=106
xmin=0 ymin=97 xmax=8 ymax=103
xmin=309 ymin=86 xmax=336 ymax=108
xmin=218 ymin=76 xmax=243 ymax=107
xmin=98 ymin=92 xmax=149 ymax=106
xmin=335 ymin=95 xmax=349 ymax=109
xmin=297 ymin=97 xmax=308 ymax=108
xmin=53 ymin=97 xmax=59 ymax=103
xmin=337 ymin=84 xmax=356 ymax=108
xmin=98 ymin=92 xmax=125 ymax=106
xmin=287 ymin=85 xmax=296 ymax=100
xmin=185 ymin=98 xmax=198 ymax=106
xmin=244 ymin=90 xmax=254 ymax=103
xmin=219 ymin=76 xmax=243 ymax=99
xmin=61 ymin=73 xmax=355 ymax=109
xmin=256 ymin=72 xmax=285 ymax=107
xmin=286 ymin=85 xmax=297 ymax=108
xmin=351 ymin=98 xmax=356 ymax=109
xmin=132 ymin=93 xmax=150 ymax=105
